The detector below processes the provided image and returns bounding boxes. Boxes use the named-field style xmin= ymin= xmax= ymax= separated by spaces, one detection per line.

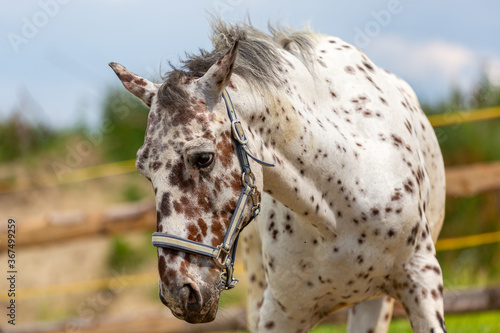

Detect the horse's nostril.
xmin=187 ymin=289 xmax=196 ymax=304
xmin=181 ymin=283 xmax=203 ymax=312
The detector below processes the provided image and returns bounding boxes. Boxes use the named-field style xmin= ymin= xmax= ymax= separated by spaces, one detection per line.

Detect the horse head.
xmin=110 ymin=41 xmax=264 ymax=323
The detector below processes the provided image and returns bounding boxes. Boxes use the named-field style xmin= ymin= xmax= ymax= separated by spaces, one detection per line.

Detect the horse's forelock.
xmin=157 ymin=19 xmax=317 ymax=109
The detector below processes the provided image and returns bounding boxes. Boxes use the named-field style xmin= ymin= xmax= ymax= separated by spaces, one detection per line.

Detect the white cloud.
xmin=364 ymin=35 xmax=500 ymax=100
xmin=484 ymin=58 xmax=500 ymax=85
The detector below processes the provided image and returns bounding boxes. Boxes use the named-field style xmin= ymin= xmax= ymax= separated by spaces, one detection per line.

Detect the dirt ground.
xmin=0 ymin=167 xmax=168 ymax=326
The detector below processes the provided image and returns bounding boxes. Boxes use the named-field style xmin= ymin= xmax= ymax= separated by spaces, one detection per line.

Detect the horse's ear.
xmin=109 ymin=62 xmax=159 ymax=108
xmin=199 ymin=40 xmax=239 ymax=99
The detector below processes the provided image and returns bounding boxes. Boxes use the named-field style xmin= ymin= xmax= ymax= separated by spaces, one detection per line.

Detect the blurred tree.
xmin=422 ymin=74 xmax=500 ymax=166
xmin=0 ymin=112 xmax=55 ymax=162
xmin=100 ymin=88 xmax=149 ymax=162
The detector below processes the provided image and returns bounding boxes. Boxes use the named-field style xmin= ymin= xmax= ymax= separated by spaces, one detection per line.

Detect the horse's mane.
xmin=158 ymin=19 xmax=316 ymax=109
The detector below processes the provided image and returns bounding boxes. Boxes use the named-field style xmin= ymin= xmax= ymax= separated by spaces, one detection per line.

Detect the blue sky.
xmin=2 ymin=0 xmax=500 ymax=128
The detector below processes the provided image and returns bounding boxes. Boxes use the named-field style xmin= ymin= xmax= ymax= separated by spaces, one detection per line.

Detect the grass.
xmin=215 ymin=311 xmax=500 ymax=332
xmin=312 ymin=311 xmax=500 ymax=332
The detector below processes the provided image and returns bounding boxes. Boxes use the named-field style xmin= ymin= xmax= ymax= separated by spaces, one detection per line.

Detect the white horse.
xmin=110 ymin=21 xmax=446 ymax=333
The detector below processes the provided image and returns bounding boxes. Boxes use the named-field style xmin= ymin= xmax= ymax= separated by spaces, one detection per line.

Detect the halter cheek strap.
xmin=152 ymin=89 xmax=274 ymax=290
xmin=152 ymin=185 xmax=253 ymax=289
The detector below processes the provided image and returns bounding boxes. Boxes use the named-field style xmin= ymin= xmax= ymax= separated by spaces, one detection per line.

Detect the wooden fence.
xmin=1 ymin=161 xmax=499 ymax=250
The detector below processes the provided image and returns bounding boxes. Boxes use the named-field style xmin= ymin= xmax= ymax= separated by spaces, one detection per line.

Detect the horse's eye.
xmin=190 ymin=153 xmax=215 ymax=169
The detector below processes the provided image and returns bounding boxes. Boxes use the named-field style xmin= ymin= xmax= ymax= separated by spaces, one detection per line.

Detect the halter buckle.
xmin=214 ymin=244 xmax=231 ymax=269
xmin=221 ymin=269 xmax=238 ymax=290
xmin=215 ymin=244 xmax=239 ymax=290
xmin=231 ymin=120 xmax=248 ymax=145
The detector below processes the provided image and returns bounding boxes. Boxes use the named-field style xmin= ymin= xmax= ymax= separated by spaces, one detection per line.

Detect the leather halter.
xmin=152 ymin=90 xmax=274 ymax=290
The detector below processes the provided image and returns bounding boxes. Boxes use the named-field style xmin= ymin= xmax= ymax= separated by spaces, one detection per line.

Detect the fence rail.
xmin=0 ymin=200 xmax=156 ymax=249
xmin=445 ymin=161 xmax=500 ymax=197
xmin=1 ymin=196 xmax=499 ymax=252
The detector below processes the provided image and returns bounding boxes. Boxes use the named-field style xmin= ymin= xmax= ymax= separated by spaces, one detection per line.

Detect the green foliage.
xmin=0 ymin=113 xmax=57 ymax=162
xmin=432 ymin=118 xmax=500 ymax=166
xmin=420 ymin=74 xmax=500 ymax=286
xmin=0 ymin=88 xmax=149 ymax=165
xmin=122 ymin=181 xmax=147 ymax=202
xmin=439 ymin=244 xmax=500 ymax=287
xmin=219 ymin=283 xmax=248 ymax=309
xmin=108 ymin=235 xmax=148 ymax=272
xmin=438 ymin=191 xmax=500 ymax=285
xmin=100 ymin=88 xmax=149 ymax=162
xmin=422 ymin=74 xmax=500 ymax=166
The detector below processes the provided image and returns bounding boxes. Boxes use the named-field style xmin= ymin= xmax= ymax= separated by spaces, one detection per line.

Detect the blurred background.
xmin=1 ymin=0 xmax=499 ymax=332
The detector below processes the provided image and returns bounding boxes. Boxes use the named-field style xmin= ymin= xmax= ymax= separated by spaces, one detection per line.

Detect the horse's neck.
xmin=232 ymin=71 xmax=340 ymax=232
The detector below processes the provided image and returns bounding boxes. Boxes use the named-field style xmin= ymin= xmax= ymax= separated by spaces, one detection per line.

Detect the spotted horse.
xmin=109 ymin=20 xmax=446 ymax=333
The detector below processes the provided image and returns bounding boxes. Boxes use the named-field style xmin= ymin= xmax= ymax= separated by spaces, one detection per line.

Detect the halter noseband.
xmin=152 ymin=90 xmax=274 ymax=290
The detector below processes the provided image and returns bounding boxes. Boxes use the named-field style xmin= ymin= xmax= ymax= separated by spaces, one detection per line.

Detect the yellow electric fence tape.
xmin=428 ymin=106 xmax=500 ymax=127
xmin=434 ymin=230 xmax=500 ymax=252
xmin=57 ymin=159 xmax=137 ymax=184
xmin=0 ymin=159 xmax=137 ymax=194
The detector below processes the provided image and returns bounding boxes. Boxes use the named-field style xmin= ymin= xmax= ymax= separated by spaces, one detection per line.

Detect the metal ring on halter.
xmin=242 ymin=171 xmax=256 ymax=187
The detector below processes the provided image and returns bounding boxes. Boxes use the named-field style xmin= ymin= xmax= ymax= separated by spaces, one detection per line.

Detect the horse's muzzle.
xmin=159 ymin=282 xmax=219 ymax=323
